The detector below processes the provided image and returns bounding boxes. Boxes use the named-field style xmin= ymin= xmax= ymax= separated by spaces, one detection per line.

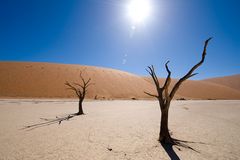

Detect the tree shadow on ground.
xmin=160 ymin=138 xmax=205 ymax=160
xmin=20 ymin=113 xmax=82 ymax=131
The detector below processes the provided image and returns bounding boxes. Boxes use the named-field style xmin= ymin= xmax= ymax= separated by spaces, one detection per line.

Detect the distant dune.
xmin=0 ymin=62 xmax=155 ymax=99
xmin=0 ymin=62 xmax=239 ymax=99
xmin=144 ymin=77 xmax=240 ymax=100
xmin=203 ymin=74 xmax=240 ymax=91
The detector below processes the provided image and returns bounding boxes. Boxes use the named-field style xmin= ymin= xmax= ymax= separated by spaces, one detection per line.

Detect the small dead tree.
xmin=65 ymin=71 xmax=92 ymax=115
xmin=145 ymin=38 xmax=212 ymax=144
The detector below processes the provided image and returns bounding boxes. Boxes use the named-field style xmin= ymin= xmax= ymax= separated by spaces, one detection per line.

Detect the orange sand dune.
xmin=0 ymin=62 xmax=155 ymax=99
xmin=202 ymin=74 xmax=240 ymax=91
xmin=0 ymin=62 xmax=239 ymax=99
xmin=168 ymin=79 xmax=240 ymax=100
xmin=144 ymin=77 xmax=240 ymax=100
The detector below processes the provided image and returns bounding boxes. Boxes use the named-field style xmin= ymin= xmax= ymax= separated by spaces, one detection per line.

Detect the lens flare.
xmin=127 ymin=0 xmax=152 ymax=24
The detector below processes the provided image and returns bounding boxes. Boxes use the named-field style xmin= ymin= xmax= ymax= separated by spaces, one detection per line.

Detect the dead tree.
xmin=65 ymin=71 xmax=92 ymax=115
xmin=145 ymin=38 xmax=212 ymax=144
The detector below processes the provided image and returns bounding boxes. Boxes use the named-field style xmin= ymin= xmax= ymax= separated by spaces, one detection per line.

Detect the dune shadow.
xmin=20 ymin=113 xmax=81 ymax=131
xmin=160 ymin=138 xmax=204 ymax=160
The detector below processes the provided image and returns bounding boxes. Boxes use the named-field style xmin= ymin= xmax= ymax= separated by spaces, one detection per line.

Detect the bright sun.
xmin=127 ymin=0 xmax=152 ymax=25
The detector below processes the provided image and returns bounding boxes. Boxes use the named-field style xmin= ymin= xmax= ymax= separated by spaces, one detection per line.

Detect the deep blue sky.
xmin=0 ymin=0 xmax=239 ymax=79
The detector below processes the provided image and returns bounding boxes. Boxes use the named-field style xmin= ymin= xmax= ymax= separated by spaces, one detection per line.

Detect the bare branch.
xmin=162 ymin=61 xmax=171 ymax=90
xmin=73 ymin=82 xmax=84 ymax=89
xmin=161 ymin=61 xmax=172 ymax=102
xmin=151 ymin=65 xmax=160 ymax=88
xmin=85 ymin=78 xmax=91 ymax=85
xmin=144 ymin=91 xmax=158 ymax=98
xmin=85 ymin=82 xmax=94 ymax=88
xmin=79 ymin=71 xmax=89 ymax=86
xmin=146 ymin=68 xmax=151 ymax=75
xmin=187 ymin=73 xmax=198 ymax=79
xmin=65 ymin=81 xmax=75 ymax=90
xmin=169 ymin=38 xmax=212 ymax=99
xmin=147 ymin=66 xmax=161 ymax=91
xmin=65 ymin=81 xmax=81 ymax=97
xmin=165 ymin=61 xmax=171 ymax=74
xmin=65 ymin=82 xmax=76 ymax=91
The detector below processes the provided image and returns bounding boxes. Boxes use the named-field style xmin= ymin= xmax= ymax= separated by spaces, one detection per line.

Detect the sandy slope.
xmin=175 ymin=80 xmax=240 ymax=99
xmin=0 ymin=62 xmax=155 ymax=99
xmin=144 ymin=77 xmax=240 ymax=100
xmin=203 ymin=74 xmax=240 ymax=91
xmin=0 ymin=99 xmax=239 ymax=160
xmin=0 ymin=62 xmax=240 ymax=99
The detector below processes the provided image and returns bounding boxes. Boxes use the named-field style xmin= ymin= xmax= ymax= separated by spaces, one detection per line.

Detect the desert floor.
xmin=0 ymin=100 xmax=239 ymax=160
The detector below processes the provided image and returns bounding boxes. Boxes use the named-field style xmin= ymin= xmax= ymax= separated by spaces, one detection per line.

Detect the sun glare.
xmin=127 ymin=0 xmax=152 ymax=24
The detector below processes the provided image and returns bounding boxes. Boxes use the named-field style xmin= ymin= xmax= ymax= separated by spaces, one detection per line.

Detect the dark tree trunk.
xmin=145 ymin=38 xmax=211 ymax=144
xmin=159 ymin=106 xmax=173 ymax=143
xmin=65 ymin=71 xmax=92 ymax=116
xmin=77 ymin=100 xmax=84 ymax=115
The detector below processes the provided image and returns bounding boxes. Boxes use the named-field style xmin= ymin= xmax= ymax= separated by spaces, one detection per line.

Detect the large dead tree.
xmin=65 ymin=72 xmax=92 ymax=115
xmin=145 ymin=38 xmax=212 ymax=144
